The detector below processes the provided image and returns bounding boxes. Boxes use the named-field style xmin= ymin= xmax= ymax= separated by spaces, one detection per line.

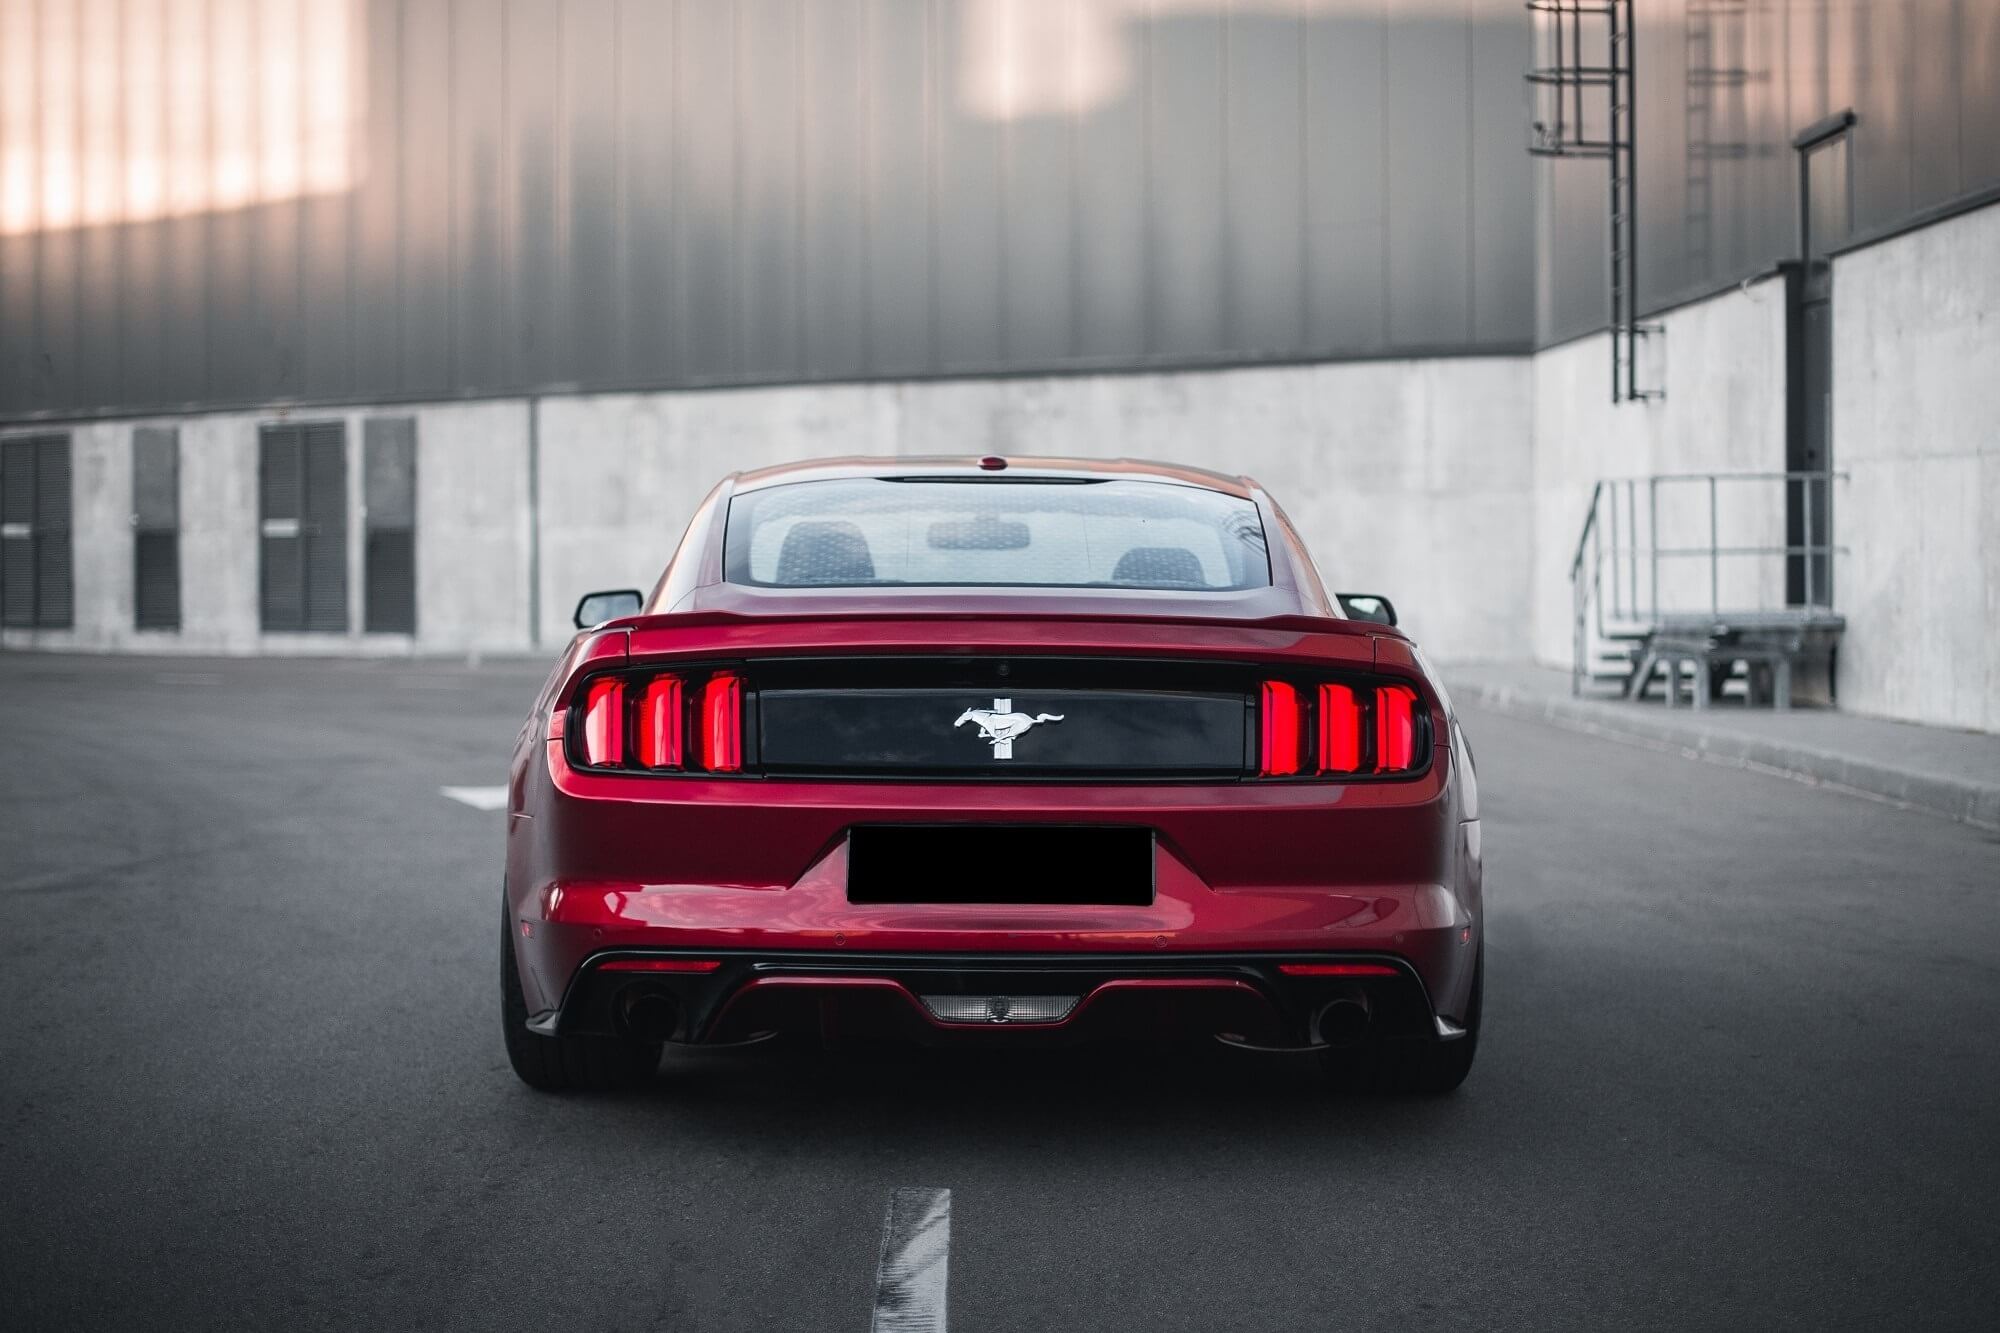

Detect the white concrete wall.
xmin=534 ymin=358 xmax=1537 ymax=660
xmin=3 ymin=402 xmax=531 ymax=656
xmin=1529 ymin=276 xmax=1792 ymax=665
xmin=1833 ymin=203 xmax=2000 ymax=732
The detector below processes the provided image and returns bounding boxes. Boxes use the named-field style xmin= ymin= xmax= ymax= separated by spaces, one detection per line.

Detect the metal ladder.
xmin=1527 ymin=0 xmax=1660 ymax=404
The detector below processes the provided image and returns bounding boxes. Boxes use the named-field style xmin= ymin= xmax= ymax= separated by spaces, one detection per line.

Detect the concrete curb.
xmin=1448 ymin=677 xmax=2000 ymax=831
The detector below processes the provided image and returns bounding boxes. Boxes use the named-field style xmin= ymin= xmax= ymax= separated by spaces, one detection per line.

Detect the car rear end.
xmin=507 ymin=615 xmax=1479 ymax=1062
xmin=500 ymin=461 xmax=1483 ymax=1093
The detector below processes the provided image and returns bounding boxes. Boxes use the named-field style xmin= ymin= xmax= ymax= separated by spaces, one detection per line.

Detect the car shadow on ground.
xmin=558 ymin=1038 xmax=1484 ymax=1154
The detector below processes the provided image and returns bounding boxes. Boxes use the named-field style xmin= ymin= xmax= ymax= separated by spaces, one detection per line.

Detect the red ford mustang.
xmin=502 ymin=456 xmax=1483 ymax=1093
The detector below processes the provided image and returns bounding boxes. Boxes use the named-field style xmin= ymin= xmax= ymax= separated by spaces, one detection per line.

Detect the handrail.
xmin=1569 ymin=479 xmax=1604 ymax=579
xmin=1568 ymin=468 xmax=1848 ymax=697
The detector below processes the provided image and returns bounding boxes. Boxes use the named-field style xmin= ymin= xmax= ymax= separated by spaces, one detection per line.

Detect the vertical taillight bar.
xmin=1376 ymin=684 xmax=1421 ymax=771
xmin=580 ymin=678 xmax=625 ymax=767
xmin=1259 ymin=681 xmax=1303 ymax=776
xmin=635 ymin=675 xmax=684 ymax=769
xmin=1316 ymin=683 xmax=1363 ymax=774
xmin=701 ymin=673 xmax=744 ymax=773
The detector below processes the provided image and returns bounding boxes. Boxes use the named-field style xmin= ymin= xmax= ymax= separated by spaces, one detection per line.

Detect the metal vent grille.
xmin=362 ymin=418 xmax=416 ymax=634
xmin=365 ymin=531 xmax=416 ymax=633
xmin=259 ymin=422 xmax=348 ymax=632
xmin=1 ymin=434 xmax=73 ymax=628
xmin=134 ymin=532 xmax=181 ymax=630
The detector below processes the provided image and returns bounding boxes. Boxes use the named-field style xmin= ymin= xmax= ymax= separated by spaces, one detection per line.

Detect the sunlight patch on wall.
xmin=0 ymin=0 xmax=364 ymax=236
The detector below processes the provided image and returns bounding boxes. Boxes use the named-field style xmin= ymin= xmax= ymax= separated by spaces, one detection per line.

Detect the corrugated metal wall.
xmin=0 ymin=0 xmax=1535 ymax=419
xmin=1537 ymin=0 xmax=2000 ymax=346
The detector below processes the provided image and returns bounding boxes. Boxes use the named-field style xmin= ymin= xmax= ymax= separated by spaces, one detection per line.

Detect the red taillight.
xmin=581 ymin=678 xmax=625 ymax=766
xmin=1261 ymin=678 xmax=1426 ymax=778
xmin=1259 ymin=681 xmax=1303 ymax=776
xmin=1278 ymin=962 xmax=1401 ymax=977
xmin=636 ymin=675 xmax=684 ymax=769
xmin=1376 ymin=684 xmax=1420 ymax=771
xmin=597 ymin=958 xmax=722 ymax=974
xmin=1316 ymin=683 xmax=1363 ymax=774
xmin=702 ymin=673 xmax=744 ymax=773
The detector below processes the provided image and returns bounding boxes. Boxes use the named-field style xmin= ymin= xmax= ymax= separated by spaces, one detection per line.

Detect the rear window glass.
xmin=723 ymin=477 xmax=1270 ymax=590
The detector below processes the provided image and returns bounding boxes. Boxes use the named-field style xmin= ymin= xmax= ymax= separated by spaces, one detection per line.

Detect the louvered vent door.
xmin=133 ymin=427 xmax=180 ymax=630
xmin=260 ymin=422 xmax=348 ymax=632
xmin=363 ymin=418 xmax=416 ymax=634
xmin=1 ymin=434 xmax=73 ymax=628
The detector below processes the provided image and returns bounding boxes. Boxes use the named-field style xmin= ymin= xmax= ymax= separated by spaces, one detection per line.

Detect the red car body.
xmin=502 ymin=457 xmax=1483 ymax=1092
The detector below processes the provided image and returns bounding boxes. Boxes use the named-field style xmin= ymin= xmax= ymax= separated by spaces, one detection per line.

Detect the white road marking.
xmin=871 ymin=1187 xmax=951 ymax=1333
xmin=440 ymin=785 xmax=508 ymax=811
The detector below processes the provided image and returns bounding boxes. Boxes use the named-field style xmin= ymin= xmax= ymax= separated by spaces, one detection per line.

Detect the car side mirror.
xmin=1336 ymin=592 xmax=1397 ymax=627
xmin=573 ymin=589 xmax=644 ymax=629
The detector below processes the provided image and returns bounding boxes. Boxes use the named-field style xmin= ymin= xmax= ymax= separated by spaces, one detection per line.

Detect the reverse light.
xmin=1258 ymin=681 xmax=1303 ymax=776
xmin=581 ymin=677 xmax=625 ymax=767
xmin=701 ymin=672 xmax=744 ymax=773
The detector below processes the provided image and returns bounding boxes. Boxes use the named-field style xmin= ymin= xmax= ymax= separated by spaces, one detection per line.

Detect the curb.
xmin=1448 ymin=677 xmax=2000 ymax=831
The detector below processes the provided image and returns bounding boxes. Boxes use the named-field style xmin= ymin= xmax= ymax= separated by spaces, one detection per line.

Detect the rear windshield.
xmin=723 ymin=477 xmax=1270 ymax=591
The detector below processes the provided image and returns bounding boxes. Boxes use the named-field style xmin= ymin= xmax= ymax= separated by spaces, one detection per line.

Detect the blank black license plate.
xmin=846 ymin=825 xmax=1155 ymax=906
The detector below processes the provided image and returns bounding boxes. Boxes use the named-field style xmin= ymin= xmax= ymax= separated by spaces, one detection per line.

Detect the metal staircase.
xmin=1571 ymin=471 xmax=1846 ymax=708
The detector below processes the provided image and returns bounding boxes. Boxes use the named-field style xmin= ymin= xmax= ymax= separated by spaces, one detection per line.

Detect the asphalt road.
xmin=3 ymin=653 xmax=1998 ymax=1331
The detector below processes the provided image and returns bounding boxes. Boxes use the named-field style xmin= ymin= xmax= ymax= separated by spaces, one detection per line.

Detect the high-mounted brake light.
xmin=701 ymin=673 xmax=744 ymax=773
xmin=1376 ymin=684 xmax=1420 ymax=771
xmin=1258 ymin=681 xmax=1302 ymax=776
xmin=581 ymin=678 xmax=625 ymax=767
xmin=636 ymin=674 xmax=684 ymax=769
xmin=1316 ymin=683 xmax=1363 ymax=774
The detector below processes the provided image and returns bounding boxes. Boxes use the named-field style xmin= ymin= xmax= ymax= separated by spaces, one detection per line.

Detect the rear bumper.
xmin=507 ymin=736 xmax=1483 ymax=1036
xmin=532 ymin=949 xmax=1461 ymax=1050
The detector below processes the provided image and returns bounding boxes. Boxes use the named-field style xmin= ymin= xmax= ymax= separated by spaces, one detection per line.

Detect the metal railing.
xmin=1569 ymin=469 xmax=1846 ymax=694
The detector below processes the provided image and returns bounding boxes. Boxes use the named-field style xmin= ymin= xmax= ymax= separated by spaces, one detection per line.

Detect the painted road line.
xmin=871 ymin=1187 xmax=951 ymax=1333
xmin=440 ymin=786 xmax=509 ymax=811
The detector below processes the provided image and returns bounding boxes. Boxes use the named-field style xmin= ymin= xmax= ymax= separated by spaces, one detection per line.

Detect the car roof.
xmin=729 ymin=455 xmax=1257 ymax=498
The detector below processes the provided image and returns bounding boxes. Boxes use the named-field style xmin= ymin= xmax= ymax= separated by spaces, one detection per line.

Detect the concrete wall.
xmin=535 ymin=360 xmax=1537 ymax=660
xmin=1528 ymin=276 xmax=1792 ymax=665
xmin=3 ymin=356 xmax=1537 ymax=664
xmin=2 ymin=402 xmax=530 ymax=656
xmin=1526 ymin=199 xmax=2000 ymax=734
xmin=1833 ymin=204 xmax=2000 ymax=733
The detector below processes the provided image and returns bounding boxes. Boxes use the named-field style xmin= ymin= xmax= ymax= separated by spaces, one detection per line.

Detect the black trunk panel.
xmin=759 ymin=686 xmax=1248 ymax=776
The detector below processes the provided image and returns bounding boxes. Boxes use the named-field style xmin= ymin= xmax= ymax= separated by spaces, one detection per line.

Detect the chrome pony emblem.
xmin=953 ymin=697 xmax=1064 ymax=760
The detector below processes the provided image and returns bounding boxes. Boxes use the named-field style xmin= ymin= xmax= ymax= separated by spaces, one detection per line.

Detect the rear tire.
xmin=1320 ymin=946 xmax=1481 ymax=1095
xmin=501 ymin=912 xmax=661 ymax=1092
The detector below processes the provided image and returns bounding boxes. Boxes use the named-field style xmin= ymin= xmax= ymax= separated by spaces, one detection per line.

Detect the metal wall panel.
xmin=1302 ymin=4 xmax=1388 ymax=353
xmin=1224 ymin=7 xmax=1307 ymax=356
xmin=65 ymin=0 xmax=1998 ymax=418
xmin=1386 ymin=13 xmax=1472 ymax=349
xmin=1538 ymin=0 xmax=2000 ymax=346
